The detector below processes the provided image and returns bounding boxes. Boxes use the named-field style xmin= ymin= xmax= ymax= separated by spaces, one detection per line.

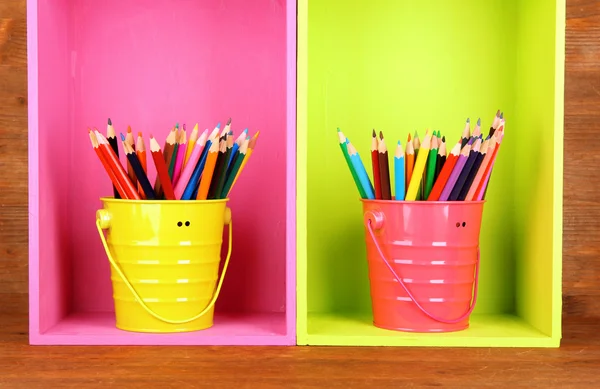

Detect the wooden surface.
xmin=0 ymin=0 xmax=599 ymax=387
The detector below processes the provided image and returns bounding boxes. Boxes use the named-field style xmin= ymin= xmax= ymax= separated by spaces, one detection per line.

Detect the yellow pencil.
xmin=183 ymin=123 xmax=199 ymax=167
xmin=405 ymin=131 xmax=432 ymax=201
xmin=230 ymin=131 xmax=259 ymax=189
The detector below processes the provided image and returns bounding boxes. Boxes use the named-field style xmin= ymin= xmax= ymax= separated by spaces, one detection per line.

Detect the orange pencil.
xmin=94 ymin=130 xmax=140 ymax=200
xmin=405 ymin=138 xmax=415 ymax=195
xmin=149 ymin=135 xmax=176 ymax=200
xmin=89 ymin=130 xmax=127 ymax=199
xmin=427 ymin=141 xmax=461 ymax=201
xmin=196 ymin=139 xmax=220 ymax=200
xmin=136 ymin=132 xmax=147 ymax=199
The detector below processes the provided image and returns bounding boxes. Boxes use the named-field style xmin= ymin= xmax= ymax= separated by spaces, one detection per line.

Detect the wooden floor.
xmin=1 ymin=0 xmax=600 ymax=387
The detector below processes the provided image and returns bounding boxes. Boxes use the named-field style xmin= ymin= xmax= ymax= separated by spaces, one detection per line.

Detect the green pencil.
xmin=337 ymin=128 xmax=367 ymax=198
xmin=424 ymin=134 xmax=439 ymax=199
xmin=168 ymin=123 xmax=180 ymax=179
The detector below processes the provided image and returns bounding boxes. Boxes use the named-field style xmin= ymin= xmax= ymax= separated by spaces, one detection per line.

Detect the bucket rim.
xmin=99 ymin=197 xmax=230 ymax=204
xmin=360 ymin=199 xmax=486 ymax=205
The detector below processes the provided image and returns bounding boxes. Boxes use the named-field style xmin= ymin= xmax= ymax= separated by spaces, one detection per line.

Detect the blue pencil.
xmin=346 ymin=141 xmax=375 ymax=199
xmin=394 ymin=140 xmax=405 ymax=201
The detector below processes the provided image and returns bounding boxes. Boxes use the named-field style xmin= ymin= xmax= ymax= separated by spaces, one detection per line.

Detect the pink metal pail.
xmin=362 ymin=200 xmax=484 ymax=333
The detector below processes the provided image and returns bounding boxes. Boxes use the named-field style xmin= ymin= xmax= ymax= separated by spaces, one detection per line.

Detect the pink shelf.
xmin=27 ymin=0 xmax=296 ymax=346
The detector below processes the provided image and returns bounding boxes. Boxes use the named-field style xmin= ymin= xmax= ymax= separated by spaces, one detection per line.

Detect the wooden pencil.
xmin=394 ymin=140 xmax=405 ymax=201
xmin=427 ymin=141 xmax=461 ymax=201
xmin=229 ymin=132 xmax=259 ymax=193
xmin=172 ymin=125 xmax=187 ymax=186
xmin=461 ymin=118 xmax=470 ymax=148
xmin=181 ymin=129 xmax=219 ymax=200
xmin=222 ymin=137 xmax=249 ymax=198
xmin=465 ymin=135 xmax=497 ymax=201
xmin=337 ymin=129 xmax=366 ymax=198
xmin=472 ymin=118 xmax=482 ymax=137
xmin=154 ymin=127 xmax=177 ymax=198
xmin=458 ymin=137 xmax=489 ymax=200
xmin=435 ymin=136 xmax=447 ymax=180
xmin=448 ymin=138 xmax=482 ymax=201
xmin=207 ymin=139 xmax=228 ymax=199
xmin=121 ymin=134 xmax=155 ymax=200
xmin=89 ymin=129 xmax=127 ymax=199
xmin=95 ymin=130 xmax=140 ymax=200
xmin=183 ymin=123 xmax=199 ymax=168
xmin=476 ymin=125 xmax=505 ymax=200
xmin=347 ymin=141 xmax=375 ymax=200
xmin=106 ymin=118 xmax=120 ymax=199
xmin=149 ymin=135 xmax=176 ymax=200
xmin=405 ymin=138 xmax=415 ymax=197
xmin=438 ymin=143 xmax=471 ymax=201
xmin=488 ymin=110 xmax=501 ymax=137
xmin=174 ymin=129 xmax=208 ymax=200
xmin=196 ymin=139 xmax=220 ymax=200
xmin=405 ymin=131 xmax=431 ymax=201
xmin=228 ymin=128 xmax=248 ymax=170
xmin=124 ymin=125 xmax=137 ymax=187
xmin=371 ymin=129 xmax=382 ymax=199
xmin=413 ymin=132 xmax=422 ymax=200
xmin=168 ymin=124 xmax=181 ymax=180
xmin=378 ymin=131 xmax=392 ymax=200
xmin=424 ymin=134 xmax=439 ymax=199
xmin=136 ymin=132 xmax=147 ymax=199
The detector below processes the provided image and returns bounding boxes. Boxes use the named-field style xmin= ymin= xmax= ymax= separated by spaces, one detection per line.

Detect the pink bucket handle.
xmin=365 ymin=216 xmax=479 ymax=325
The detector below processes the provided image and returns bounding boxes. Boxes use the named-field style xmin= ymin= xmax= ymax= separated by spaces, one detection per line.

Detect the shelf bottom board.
xmin=32 ymin=312 xmax=292 ymax=345
xmin=301 ymin=313 xmax=559 ymax=347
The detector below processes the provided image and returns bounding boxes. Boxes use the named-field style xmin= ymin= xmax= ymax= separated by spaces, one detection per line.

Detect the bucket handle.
xmin=95 ymin=216 xmax=233 ymax=325
xmin=366 ymin=219 xmax=479 ymax=324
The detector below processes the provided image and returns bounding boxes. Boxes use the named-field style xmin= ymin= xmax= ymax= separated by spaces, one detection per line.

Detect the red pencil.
xmin=94 ymin=130 xmax=140 ymax=200
xmin=371 ymin=129 xmax=382 ymax=199
xmin=427 ymin=141 xmax=461 ymax=201
xmin=149 ymin=135 xmax=176 ymax=200
xmin=89 ymin=130 xmax=127 ymax=199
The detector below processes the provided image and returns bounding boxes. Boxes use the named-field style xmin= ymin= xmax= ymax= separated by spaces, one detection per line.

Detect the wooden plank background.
xmin=0 ymin=0 xmax=599 ymax=387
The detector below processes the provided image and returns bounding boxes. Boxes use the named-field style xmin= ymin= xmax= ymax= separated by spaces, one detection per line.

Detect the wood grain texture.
xmin=0 ymin=0 xmax=598 ymax=387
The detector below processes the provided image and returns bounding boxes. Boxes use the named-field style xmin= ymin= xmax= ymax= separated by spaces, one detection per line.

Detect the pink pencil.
xmin=172 ymin=126 xmax=188 ymax=186
xmin=438 ymin=144 xmax=471 ymax=201
xmin=174 ymin=129 xmax=209 ymax=199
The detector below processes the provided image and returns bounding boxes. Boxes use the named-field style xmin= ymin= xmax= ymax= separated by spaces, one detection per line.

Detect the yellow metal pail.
xmin=95 ymin=198 xmax=232 ymax=333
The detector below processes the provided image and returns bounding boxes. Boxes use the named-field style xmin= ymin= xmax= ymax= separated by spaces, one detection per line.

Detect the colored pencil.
xmin=477 ymin=125 xmax=505 ymax=200
xmin=149 ymin=135 xmax=176 ymax=200
xmin=174 ymin=129 xmax=208 ymax=200
xmin=405 ymin=135 xmax=415 ymax=196
xmin=136 ymin=132 xmax=147 ymax=199
xmin=394 ymin=140 xmax=405 ymax=201
xmin=438 ymin=143 xmax=471 ymax=201
xmin=488 ymin=110 xmax=501 ymax=137
xmin=405 ymin=131 xmax=431 ymax=201
xmin=229 ymin=132 xmax=258 ymax=193
xmin=472 ymin=118 xmax=482 ymax=137
xmin=458 ymin=138 xmax=489 ymax=201
xmin=427 ymin=141 xmax=461 ymax=201
xmin=424 ymin=134 xmax=438 ymax=199
xmin=168 ymin=124 xmax=181 ymax=180
xmin=465 ymin=135 xmax=497 ymax=201
xmin=213 ymin=133 xmax=234 ymax=199
xmin=89 ymin=129 xmax=127 ymax=199
xmin=183 ymin=123 xmax=199 ymax=168
xmin=94 ymin=130 xmax=140 ymax=200
xmin=207 ymin=139 xmax=228 ymax=199
xmin=106 ymin=118 xmax=121 ymax=199
xmin=337 ymin=129 xmax=366 ymax=198
xmin=435 ymin=136 xmax=446 ymax=180
xmin=371 ymin=129 xmax=382 ymax=199
xmin=228 ymin=128 xmax=248 ymax=170
xmin=449 ymin=138 xmax=482 ymax=201
xmin=182 ymin=125 xmax=221 ymax=200
xmin=124 ymin=126 xmax=137 ymax=188
xmin=172 ymin=125 xmax=187 ymax=186
xmin=155 ymin=127 xmax=177 ymax=198
xmin=413 ymin=132 xmax=422 ymax=200
xmin=347 ymin=141 xmax=375 ymax=200
xmin=461 ymin=118 xmax=470 ymax=148
xmin=222 ymin=137 xmax=249 ymax=198
xmin=378 ymin=131 xmax=392 ymax=200
xmin=121 ymin=134 xmax=155 ymax=200
xmin=196 ymin=139 xmax=220 ymax=200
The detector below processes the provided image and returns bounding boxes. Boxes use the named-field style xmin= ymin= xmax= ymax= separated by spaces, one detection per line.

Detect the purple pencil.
xmin=439 ymin=144 xmax=472 ymax=201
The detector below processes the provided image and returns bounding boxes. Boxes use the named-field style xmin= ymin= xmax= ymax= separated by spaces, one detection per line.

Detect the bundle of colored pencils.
xmin=337 ymin=110 xmax=505 ymax=202
xmin=88 ymin=118 xmax=259 ymax=201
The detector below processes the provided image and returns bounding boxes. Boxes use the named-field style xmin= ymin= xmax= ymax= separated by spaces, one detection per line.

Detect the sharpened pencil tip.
xmin=442 ymin=136 xmax=446 ymax=142
xmin=496 ymin=109 xmax=500 ymax=117
xmin=397 ymin=140 xmax=401 ymax=145
xmin=477 ymin=118 xmax=481 ymax=126
xmin=120 ymin=133 xmax=126 ymax=141
xmin=414 ymin=130 xmax=419 ymax=138
xmin=138 ymin=131 xmax=142 ymax=137
xmin=466 ymin=118 xmax=470 ymax=123
xmin=372 ymin=129 xmax=376 ymax=137
xmin=337 ymin=127 xmax=341 ymax=132
xmin=217 ymin=122 xmax=221 ymax=129
xmin=379 ymin=131 xmax=384 ymax=140
xmin=127 ymin=125 xmax=132 ymax=133
xmin=149 ymin=133 xmax=154 ymax=138
xmin=183 ymin=123 xmax=187 ymax=131
xmin=500 ymin=112 xmax=504 ymax=119
xmin=243 ymin=128 xmax=248 ymax=133
xmin=107 ymin=118 xmax=112 ymax=126
xmin=175 ymin=123 xmax=179 ymax=129
xmin=227 ymin=118 xmax=232 ymax=125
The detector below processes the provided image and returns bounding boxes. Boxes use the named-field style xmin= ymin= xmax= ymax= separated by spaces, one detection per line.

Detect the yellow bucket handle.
xmin=95 ymin=217 xmax=233 ymax=325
